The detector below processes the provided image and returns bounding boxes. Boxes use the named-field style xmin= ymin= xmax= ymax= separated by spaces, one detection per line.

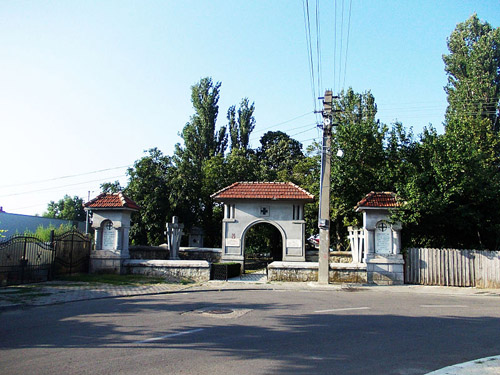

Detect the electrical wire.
xmin=0 ymin=165 xmax=131 ymax=189
xmin=303 ymin=0 xmax=318 ymax=114
xmin=0 ymin=174 xmax=127 ymax=198
xmin=338 ymin=0 xmax=345 ymax=90
xmin=342 ymin=0 xmax=353 ymax=89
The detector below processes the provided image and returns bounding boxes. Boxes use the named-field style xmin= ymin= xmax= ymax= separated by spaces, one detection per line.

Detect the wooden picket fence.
xmin=404 ymin=248 xmax=500 ymax=288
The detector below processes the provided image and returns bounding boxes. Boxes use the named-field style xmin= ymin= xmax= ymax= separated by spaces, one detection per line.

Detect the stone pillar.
xmin=360 ymin=211 xmax=404 ymax=285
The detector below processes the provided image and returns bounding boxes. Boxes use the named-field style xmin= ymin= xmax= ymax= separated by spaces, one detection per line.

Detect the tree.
xmin=329 ymin=88 xmax=388 ymax=248
xmin=171 ymin=77 xmax=229 ymax=246
xmin=178 ymin=77 xmax=227 ymax=164
xmin=228 ymin=98 xmax=256 ymax=152
xmin=443 ymin=14 xmax=500 ymax=130
xmin=43 ymin=195 xmax=86 ymax=222
xmin=396 ymin=120 xmax=500 ymax=250
xmin=257 ymin=131 xmax=304 ymax=181
xmin=126 ymin=148 xmax=173 ymax=245
xmin=100 ymin=180 xmax=123 ymax=194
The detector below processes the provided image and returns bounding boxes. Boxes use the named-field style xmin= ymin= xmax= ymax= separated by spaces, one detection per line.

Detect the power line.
xmin=338 ymin=0 xmax=345 ymax=90
xmin=0 ymin=174 xmax=127 ymax=198
xmin=251 ymin=112 xmax=313 ymax=135
xmin=342 ymin=0 xmax=353 ymax=89
xmin=0 ymin=165 xmax=131 ymax=189
xmin=303 ymin=0 xmax=318 ymax=114
xmin=315 ymin=0 xmax=322 ymax=99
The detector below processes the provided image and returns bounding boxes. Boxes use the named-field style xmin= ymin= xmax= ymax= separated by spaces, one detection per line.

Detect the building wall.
xmin=221 ymin=200 xmax=306 ymax=262
xmin=0 ymin=212 xmax=85 ymax=238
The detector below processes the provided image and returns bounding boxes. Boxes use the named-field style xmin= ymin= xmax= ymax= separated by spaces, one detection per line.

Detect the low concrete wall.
xmin=123 ymin=259 xmax=210 ymax=282
xmin=268 ymin=261 xmax=367 ymax=283
xmin=129 ymin=246 xmax=222 ymax=263
xmin=306 ymin=250 xmax=353 ymax=263
xmin=90 ymin=250 xmax=126 ymax=274
xmin=180 ymin=247 xmax=222 ymax=263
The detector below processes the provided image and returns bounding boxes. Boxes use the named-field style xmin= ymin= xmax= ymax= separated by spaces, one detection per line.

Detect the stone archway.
xmin=242 ymin=219 xmax=285 ymax=272
xmin=211 ymin=182 xmax=315 ymax=267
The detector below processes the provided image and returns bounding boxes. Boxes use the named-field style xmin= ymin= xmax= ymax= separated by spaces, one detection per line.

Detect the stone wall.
xmin=305 ymin=250 xmax=353 ymax=263
xmin=129 ymin=245 xmax=169 ymax=260
xmin=123 ymin=259 xmax=210 ymax=282
xmin=129 ymin=245 xmax=222 ymax=263
xmin=268 ymin=261 xmax=367 ymax=283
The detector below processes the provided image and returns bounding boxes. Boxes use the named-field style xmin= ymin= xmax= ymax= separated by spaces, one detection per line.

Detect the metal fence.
xmin=404 ymin=248 xmax=500 ymax=288
xmin=0 ymin=230 xmax=91 ymax=286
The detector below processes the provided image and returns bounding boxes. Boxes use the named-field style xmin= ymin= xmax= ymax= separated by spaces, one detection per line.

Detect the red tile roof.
xmin=355 ymin=191 xmax=400 ymax=209
xmin=211 ymin=182 xmax=314 ymax=201
xmin=84 ymin=192 xmax=140 ymax=211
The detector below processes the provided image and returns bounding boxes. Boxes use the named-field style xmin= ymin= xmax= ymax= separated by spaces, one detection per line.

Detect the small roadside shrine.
xmin=84 ymin=192 xmax=140 ymax=274
xmin=211 ymin=182 xmax=315 ymax=266
xmin=355 ymin=191 xmax=403 ymax=284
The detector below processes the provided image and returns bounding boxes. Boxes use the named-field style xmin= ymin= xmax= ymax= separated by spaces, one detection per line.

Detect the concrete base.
xmin=123 ymin=259 xmax=210 ymax=282
xmin=90 ymin=250 xmax=127 ymax=274
xmin=267 ymin=261 xmax=367 ymax=283
xmin=365 ymin=254 xmax=404 ymax=285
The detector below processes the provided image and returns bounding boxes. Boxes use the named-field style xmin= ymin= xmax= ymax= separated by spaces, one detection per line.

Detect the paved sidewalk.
xmin=0 ymin=281 xmax=192 ymax=310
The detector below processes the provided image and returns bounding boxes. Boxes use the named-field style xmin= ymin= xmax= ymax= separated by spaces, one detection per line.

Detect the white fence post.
xmin=348 ymin=226 xmax=364 ymax=264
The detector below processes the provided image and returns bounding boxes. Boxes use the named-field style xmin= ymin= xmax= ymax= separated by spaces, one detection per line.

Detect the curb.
xmin=425 ymin=355 xmax=500 ymax=375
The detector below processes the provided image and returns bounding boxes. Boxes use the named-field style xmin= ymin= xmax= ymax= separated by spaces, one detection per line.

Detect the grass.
xmin=55 ymin=274 xmax=192 ymax=286
xmin=0 ymin=286 xmax=52 ymax=304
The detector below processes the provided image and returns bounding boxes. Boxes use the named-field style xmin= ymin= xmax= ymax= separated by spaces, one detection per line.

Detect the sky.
xmin=0 ymin=1 xmax=499 ymax=216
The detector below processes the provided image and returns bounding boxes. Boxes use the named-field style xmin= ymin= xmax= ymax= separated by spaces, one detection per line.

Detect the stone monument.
xmin=165 ymin=216 xmax=184 ymax=260
xmin=355 ymin=191 xmax=403 ymax=285
xmin=84 ymin=192 xmax=140 ymax=274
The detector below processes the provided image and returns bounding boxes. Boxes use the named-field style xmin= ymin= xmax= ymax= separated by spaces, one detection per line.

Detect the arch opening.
xmin=243 ymin=221 xmax=283 ymax=273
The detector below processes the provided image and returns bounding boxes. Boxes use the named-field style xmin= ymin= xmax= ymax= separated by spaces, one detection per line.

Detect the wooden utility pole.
xmin=318 ymin=90 xmax=333 ymax=284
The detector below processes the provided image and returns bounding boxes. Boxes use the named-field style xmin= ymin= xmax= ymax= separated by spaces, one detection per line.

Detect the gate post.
xmin=49 ymin=230 xmax=55 ymax=280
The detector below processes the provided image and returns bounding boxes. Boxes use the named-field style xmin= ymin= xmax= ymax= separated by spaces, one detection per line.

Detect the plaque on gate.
xmin=375 ymin=221 xmax=391 ymax=254
xmin=102 ymin=221 xmax=116 ymax=250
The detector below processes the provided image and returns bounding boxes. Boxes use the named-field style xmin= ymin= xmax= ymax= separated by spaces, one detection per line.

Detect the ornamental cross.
xmin=377 ymin=222 xmax=388 ymax=232
xmin=260 ymin=207 xmax=269 ymax=216
xmin=106 ymin=222 xmax=113 ymax=230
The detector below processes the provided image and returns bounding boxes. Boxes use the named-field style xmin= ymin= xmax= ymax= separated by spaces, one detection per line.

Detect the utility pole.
xmin=318 ymin=90 xmax=334 ymax=284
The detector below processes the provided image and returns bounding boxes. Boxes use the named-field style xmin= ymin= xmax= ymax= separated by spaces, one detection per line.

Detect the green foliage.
xmin=126 ymin=148 xmax=173 ymax=245
xmin=228 ymin=98 xmax=256 ymax=152
xmin=328 ymin=89 xmax=389 ymax=248
xmin=257 ymin=131 xmax=304 ymax=181
xmin=43 ymin=195 xmax=85 ymax=222
xmin=24 ymin=223 xmax=76 ymax=241
xmin=443 ymin=14 xmax=500 ymax=130
xmin=244 ymin=223 xmax=281 ymax=257
xmin=100 ymin=180 xmax=123 ymax=194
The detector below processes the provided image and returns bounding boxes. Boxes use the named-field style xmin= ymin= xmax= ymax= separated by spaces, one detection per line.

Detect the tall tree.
xmin=172 ymin=77 xmax=229 ymax=246
xmin=179 ymin=77 xmax=227 ymax=163
xmin=126 ymin=148 xmax=173 ymax=245
xmin=329 ymin=88 xmax=388 ymax=248
xmin=228 ymin=98 xmax=256 ymax=152
xmin=257 ymin=131 xmax=304 ymax=181
xmin=43 ymin=195 xmax=86 ymax=222
xmin=443 ymin=14 xmax=500 ymax=130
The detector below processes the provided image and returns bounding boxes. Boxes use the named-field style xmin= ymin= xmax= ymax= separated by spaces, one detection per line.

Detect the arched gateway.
xmin=211 ymin=182 xmax=314 ymax=265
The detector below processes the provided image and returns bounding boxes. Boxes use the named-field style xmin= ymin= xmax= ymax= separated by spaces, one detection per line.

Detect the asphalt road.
xmin=1 ymin=284 xmax=500 ymax=375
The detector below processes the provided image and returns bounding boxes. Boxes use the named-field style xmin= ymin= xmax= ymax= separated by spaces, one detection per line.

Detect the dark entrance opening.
xmin=243 ymin=223 xmax=282 ymax=274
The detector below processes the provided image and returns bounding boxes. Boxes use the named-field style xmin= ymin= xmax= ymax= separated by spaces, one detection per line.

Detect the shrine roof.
xmin=355 ymin=191 xmax=400 ymax=211
xmin=211 ymin=182 xmax=314 ymax=201
xmin=84 ymin=192 xmax=140 ymax=211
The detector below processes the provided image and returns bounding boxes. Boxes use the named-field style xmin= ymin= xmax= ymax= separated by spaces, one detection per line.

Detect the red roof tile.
xmin=84 ymin=192 xmax=140 ymax=211
xmin=211 ymin=182 xmax=314 ymax=201
xmin=355 ymin=191 xmax=400 ymax=209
